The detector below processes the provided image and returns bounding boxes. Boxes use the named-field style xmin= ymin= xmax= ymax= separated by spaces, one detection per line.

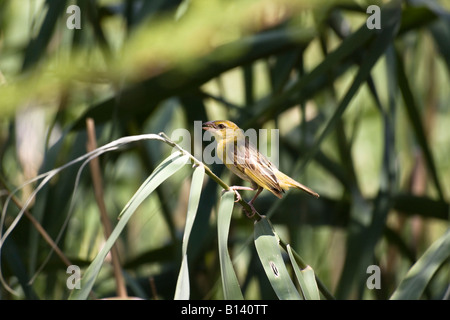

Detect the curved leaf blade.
xmin=395 ymin=48 xmax=444 ymax=200
xmin=286 ymin=245 xmax=319 ymax=300
xmin=174 ymin=165 xmax=205 ymax=300
xmin=69 ymin=151 xmax=189 ymax=300
xmin=390 ymin=229 xmax=450 ymax=300
xmin=254 ymin=217 xmax=301 ymax=300
xmin=217 ymin=191 xmax=244 ymax=300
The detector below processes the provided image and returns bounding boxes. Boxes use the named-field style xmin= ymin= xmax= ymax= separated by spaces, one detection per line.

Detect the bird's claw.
xmin=221 ymin=188 xmax=242 ymax=202
xmin=244 ymin=202 xmax=257 ymax=218
xmin=222 ymin=186 xmax=258 ymax=218
xmin=233 ymin=191 xmax=241 ymax=202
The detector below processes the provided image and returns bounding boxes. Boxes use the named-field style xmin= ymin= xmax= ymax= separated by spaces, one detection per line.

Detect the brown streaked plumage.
xmin=202 ymin=120 xmax=319 ymax=215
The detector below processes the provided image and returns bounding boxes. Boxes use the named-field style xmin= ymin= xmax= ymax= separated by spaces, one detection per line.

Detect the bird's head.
xmin=202 ymin=120 xmax=242 ymax=141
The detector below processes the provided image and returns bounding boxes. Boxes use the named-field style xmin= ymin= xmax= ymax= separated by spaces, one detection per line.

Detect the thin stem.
xmin=157 ymin=134 xmax=338 ymax=298
xmin=0 ymin=182 xmax=72 ymax=268
xmin=86 ymin=118 xmax=128 ymax=298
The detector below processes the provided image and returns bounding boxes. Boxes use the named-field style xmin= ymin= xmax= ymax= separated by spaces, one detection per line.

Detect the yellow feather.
xmin=202 ymin=120 xmax=319 ymax=202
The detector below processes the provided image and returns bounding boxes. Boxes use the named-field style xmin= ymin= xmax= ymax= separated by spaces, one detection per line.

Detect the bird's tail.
xmin=280 ymin=172 xmax=320 ymax=198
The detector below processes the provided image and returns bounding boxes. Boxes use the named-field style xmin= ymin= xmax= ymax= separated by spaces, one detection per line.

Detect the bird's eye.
xmin=217 ymin=124 xmax=226 ymax=129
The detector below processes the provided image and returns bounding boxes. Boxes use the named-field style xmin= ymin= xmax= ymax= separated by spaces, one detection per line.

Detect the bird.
xmin=202 ymin=120 xmax=319 ymax=216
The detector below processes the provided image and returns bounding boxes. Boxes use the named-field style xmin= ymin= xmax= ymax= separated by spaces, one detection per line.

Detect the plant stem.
xmin=86 ymin=118 xmax=128 ymax=299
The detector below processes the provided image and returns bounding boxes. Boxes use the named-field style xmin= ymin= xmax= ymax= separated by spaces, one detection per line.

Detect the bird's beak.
xmin=202 ymin=121 xmax=214 ymax=130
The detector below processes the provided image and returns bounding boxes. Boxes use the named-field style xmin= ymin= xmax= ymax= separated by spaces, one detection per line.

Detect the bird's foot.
xmin=222 ymin=186 xmax=254 ymax=203
xmin=244 ymin=201 xmax=258 ymax=218
xmin=221 ymin=188 xmax=242 ymax=202
xmin=232 ymin=190 xmax=242 ymax=202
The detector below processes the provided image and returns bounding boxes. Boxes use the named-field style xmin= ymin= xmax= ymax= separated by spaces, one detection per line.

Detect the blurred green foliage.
xmin=0 ymin=0 xmax=449 ymax=300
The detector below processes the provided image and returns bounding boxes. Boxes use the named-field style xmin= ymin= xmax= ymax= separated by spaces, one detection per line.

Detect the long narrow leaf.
xmin=174 ymin=165 xmax=205 ymax=300
xmin=409 ymin=0 xmax=450 ymax=71
xmin=72 ymin=27 xmax=314 ymax=130
xmin=69 ymin=151 xmax=189 ymax=300
xmin=299 ymin=266 xmax=320 ymax=300
xmin=217 ymin=191 xmax=244 ymax=300
xmin=395 ymin=48 xmax=444 ymax=200
xmin=300 ymin=2 xmax=402 ymax=173
xmin=254 ymin=217 xmax=301 ymax=300
xmin=332 ymin=2 xmax=402 ymax=299
xmin=390 ymin=229 xmax=450 ymax=300
xmin=22 ymin=0 xmax=68 ymax=71
xmin=286 ymin=245 xmax=319 ymax=300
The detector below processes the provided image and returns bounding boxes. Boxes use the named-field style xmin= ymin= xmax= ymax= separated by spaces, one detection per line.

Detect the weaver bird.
xmin=202 ymin=120 xmax=319 ymax=216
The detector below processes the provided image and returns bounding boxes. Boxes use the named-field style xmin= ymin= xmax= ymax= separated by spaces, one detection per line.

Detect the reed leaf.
xmin=69 ymin=151 xmax=189 ymax=300
xmin=254 ymin=217 xmax=301 ymax=300
xmin=286 ymin=245 xmax=320 ymax=300
xmin=174 ymin=165 xmax=205 ymax=300
xmin=217 ymin=191 xmax=244 ymax=300
xmin=391 ymin=229 xmax=450 ymax=300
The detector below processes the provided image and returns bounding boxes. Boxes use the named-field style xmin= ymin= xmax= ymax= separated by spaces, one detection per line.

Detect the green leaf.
xmin=398 ymin=5 xmax=438 ymax=35
xmin=332 ymin=2 xmax=403 ymax=299
xmin=71 ymin=27 xmax=314 ymax=130
xmin=1 ymin=237 xmax=38 ymax=299
xmin=174 ymin=165 xmax=205 ymax=300
xmin=390 ymin=229 xmax=450 ymax=300
xmin=395 ymin=47 xmax=444 ymax=200
xmin=300 ymin=1 xmax=402 ymax=172
xmin=429 ymin=19 xmax=450 ymax=71
xmin=217 ymin=191 xmax=244 ymax=300
xmin=286 ymin=245 xmax=319 ymax=300
xmin=247 ymin=7 xmax=376 ymax=127
xmin=254 ymin=217 xmax=301 ymax=300
xmin=69 ymin=151 xmax=189 ymax=300
xmin=22 ymin=0 xmax=68 ymax=71
xmin=299 ymin=266 xmax=320 ymax=300
xmin=118 ymin=152 xmax=188 ymax=221
xmin=175 ymin=0 xmax=191 ymax=21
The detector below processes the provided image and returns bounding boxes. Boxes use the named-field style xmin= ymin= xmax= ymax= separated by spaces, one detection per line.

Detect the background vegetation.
xmin=0 ymin=0 xmax=449 ymax=300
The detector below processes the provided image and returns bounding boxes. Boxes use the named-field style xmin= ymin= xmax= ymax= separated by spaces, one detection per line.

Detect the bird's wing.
xmin=232 ymin=138 xmax=283 ymax=197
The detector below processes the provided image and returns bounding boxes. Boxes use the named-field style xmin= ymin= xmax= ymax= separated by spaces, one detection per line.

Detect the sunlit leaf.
xmin=286 ymin=245 xmax=319 ymax=300
xmin=69 ymin=151 xmax=189 ymax=300
xmin=254 ymin=217 xmax=301 ymax=300
xmin=217 ymin=191 xmax=244 ymax=300
xmin=174 ymin=165 xmax=205 ymax=300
